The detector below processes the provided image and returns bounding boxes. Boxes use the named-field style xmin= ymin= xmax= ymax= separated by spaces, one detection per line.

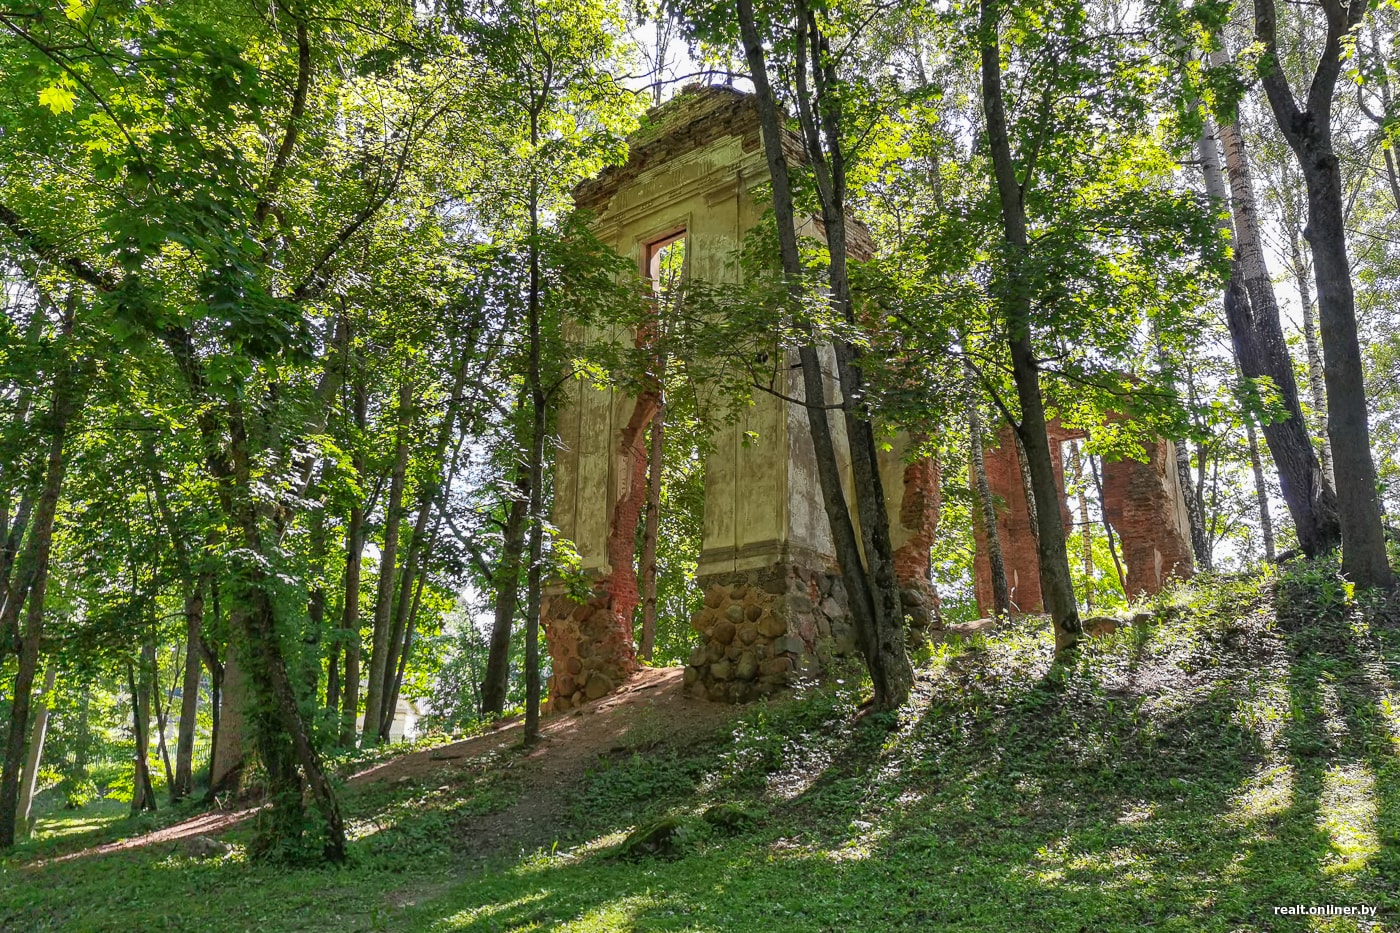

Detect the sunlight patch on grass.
xmin=560 ymin=893 xmax=669 ymax=931
xmin=1317 ymin=763 xmax=1379 ymax=876
xmin=430 ymin=890 xmax=550 ymax=930
xmin=1116 ymin=802 xmax=1155 ymax=825
xmin=1234 ymin=684 xmax=1289 ymax=745
xmin=1376 ymin=693 xmax=1400 ymax=754
xmin=1226 ymin=763 xmax=1294 ymax=829
xmin=29 ymin=799 xmax=130 ymax=842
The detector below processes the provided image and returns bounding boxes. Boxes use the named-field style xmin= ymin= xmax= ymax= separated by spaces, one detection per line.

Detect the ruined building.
xmin=542 ymin=86 xmax=1192 ymax=710
xmin=972 ymin=423 xmax=1194 ymax=616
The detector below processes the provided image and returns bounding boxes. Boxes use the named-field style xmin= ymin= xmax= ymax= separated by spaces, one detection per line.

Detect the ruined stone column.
xmin=881 ymin=441 xmax=942 ymax=640
xmin=684 ymin=411 xmax=941 ymax=702
xmin=972 ymin=423 xmax=1073 ymax=615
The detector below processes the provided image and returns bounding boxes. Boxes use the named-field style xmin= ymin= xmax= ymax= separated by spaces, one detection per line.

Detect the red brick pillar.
xmin=543 ymin=391 xmax=659 ymax=711
xmin=1100 ymin=438 xmax=1194 ymax=597
xmin=894 ymin=456 xmax=942 ymax=635
xmin=971 ymin=424 xmax=1078 ymax=616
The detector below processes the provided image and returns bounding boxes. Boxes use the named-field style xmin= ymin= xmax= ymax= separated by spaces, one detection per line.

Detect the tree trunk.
xmin=68 ymin=691 xmax=92 ymax=804
xmin=1085 ymin=446 xmax=1129 ymax=595
xmin=378 ymin=500 xmax=431 ymax=741
xmin=524 ymin=102 xmax=546 ymax=745
xmin=966 ymin=360 xmax=1011 ymax=617
xmin=742 ymin=0 xmax=913 ymax=707
xmin=1284 ymin=205 xmax=1334 ymax=488
xmin=481 ymin=472 xmax=528 ymax=716
xmin=0 ymin=488 xmax=35 ymax=674
xmin=128 ymin=654 xmax=157 ymax=816
xmin=1011 ymin=429 xmax=1040 ymax=551
xmin=1070 ymin=442 xmax=1094 ymax=609
xmin=172 ymin=577 xmax=205 ymax=802
xmin=151 ymin=640 xmax=176 ymax=798
xmin=801 ymin=4 xmax=912 ymax=706
xmin=1244 ymin=414 xmax=1276 ymax=560
xmin=0 ymin=321 xmax=82 ymax=849
xmin=304 ymin=508 xmax=327 ymax=707
xmin=362 ymin=379 xmax=413 ymax=746
xmin=1254 ymin=0 xmax=1394 ymax=589
xmin=325 ymin=638 xmax=341 ymax=718
xmin=225 ymin=401 xmax=347 ymax=860
xmin=385 ymin=562 xmax=432 ymax=738
xmin=208 ymin=642 xmax=246 ymax=797
xmin=980 ymin=0 xmax=1080 ymax=652
xmin=378 ymin=328 xmax=477 ymax=740
xmin=1174 ymin=439 xmax=1213 ymax=572
xmin=201 ymin=587 xmax=223 ymax=793
xmin=16 ymin=663 xmax=56 ymax=841
xmin=639 ymin=402 xmax=664 ymax=661
xmin=1198 ymin=90 xmax=1340 ymax=557
xmin=339 ymin=381 xmax=368 ymax=747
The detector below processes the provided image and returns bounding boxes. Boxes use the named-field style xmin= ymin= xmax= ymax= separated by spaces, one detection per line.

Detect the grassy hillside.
xmin=3 ymin=567 xmax=1398 ymax=932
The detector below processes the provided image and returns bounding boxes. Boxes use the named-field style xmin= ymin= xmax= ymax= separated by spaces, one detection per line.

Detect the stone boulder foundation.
xmin=682 ymin=562 xmax=855 ymax=703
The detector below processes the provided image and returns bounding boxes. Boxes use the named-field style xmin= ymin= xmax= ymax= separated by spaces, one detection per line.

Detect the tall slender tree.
xmin=1253 ymin=0 xmax=1394 ymax=588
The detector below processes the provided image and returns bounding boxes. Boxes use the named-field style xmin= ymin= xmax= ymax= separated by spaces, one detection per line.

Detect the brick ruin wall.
xmin=543 ymin=391 xmax=660 ymax=712
xmin=894 ymin=457 xmax=942 ymax=636
xmin=1100 ymin=438 xmax=1194 ymax=596
xmin=973 ymin=422 xmax=1193 ymax=616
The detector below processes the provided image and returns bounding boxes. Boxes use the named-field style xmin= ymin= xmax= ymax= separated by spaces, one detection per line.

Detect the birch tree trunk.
xmin=16 ymin=664 xmax=56 ymax=841
xmin=1196 ymin=60 xmax=1340 ymax=558
xmin=1174 ymin=439 xmax=1213 ymax=572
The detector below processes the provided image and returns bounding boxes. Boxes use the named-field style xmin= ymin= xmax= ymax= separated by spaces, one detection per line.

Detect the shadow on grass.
xmin=405 ymin=584 xmax=1399 ymax=932
xmin=10 ymin=576 xmax=1400 ymax=932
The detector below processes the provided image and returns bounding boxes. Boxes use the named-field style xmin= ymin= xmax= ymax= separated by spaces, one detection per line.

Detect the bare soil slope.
xmin=33 ymin=666 xmax=741 ymax=866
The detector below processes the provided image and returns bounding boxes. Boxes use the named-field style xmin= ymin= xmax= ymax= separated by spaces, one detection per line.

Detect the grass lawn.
xmin=3 ymin=568 xmax=1398 ymax=932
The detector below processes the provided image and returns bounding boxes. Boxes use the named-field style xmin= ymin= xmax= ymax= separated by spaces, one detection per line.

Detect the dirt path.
xmin=28 ymin=667 xmax=741 ymax=867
